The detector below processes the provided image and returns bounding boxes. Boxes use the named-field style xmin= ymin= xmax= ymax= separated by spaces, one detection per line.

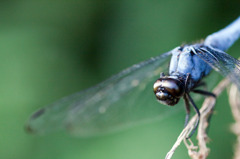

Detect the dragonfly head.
xmin=153 ymin=77 xmax=185 ymax=106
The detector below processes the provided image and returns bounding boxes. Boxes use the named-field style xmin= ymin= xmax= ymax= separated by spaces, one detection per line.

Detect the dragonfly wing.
xmin=26 ymin=51 xmax=184 ymax=136
xmin=194 ymin=45 xmax=240 ymax=90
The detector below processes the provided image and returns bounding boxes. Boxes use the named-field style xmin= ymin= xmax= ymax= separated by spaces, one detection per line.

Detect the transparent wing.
xmin=194 ymin=44 xmax=240 ymax=90
xmin=26 ymin=51 xmax=184 ymax=136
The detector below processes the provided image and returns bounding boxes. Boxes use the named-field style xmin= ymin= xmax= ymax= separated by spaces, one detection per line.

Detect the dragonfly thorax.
xmin=153 ymin=77 xmax=185 ymax=106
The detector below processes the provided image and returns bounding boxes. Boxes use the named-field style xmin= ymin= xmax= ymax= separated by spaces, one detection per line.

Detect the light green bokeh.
xmin=0 ymin=1 xmax=239 ymax=159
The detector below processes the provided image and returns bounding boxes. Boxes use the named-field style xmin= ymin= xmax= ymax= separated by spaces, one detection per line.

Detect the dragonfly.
xmin=26 ymin=16 xmax=240 ymax=137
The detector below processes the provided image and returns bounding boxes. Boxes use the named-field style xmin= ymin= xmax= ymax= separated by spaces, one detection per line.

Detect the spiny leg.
xmin=193 ymin=89 xmax=216 ymax=133
xmin=186 ymin=93 xmax=200 ymax=139
xmin=192 ymin=81 xmax=207 ymax=90
xmin=185 ymin=73 xmax=191 ymax=91
xmin=160 ymin=72 xmax=165 ymax=78
xmin=183 ymin=73 xmax=191 ymax=127
xmin=183 ymin=94 xmax=190 ymax=127
xmin=192 ymin=89 xmax=216 ymax=97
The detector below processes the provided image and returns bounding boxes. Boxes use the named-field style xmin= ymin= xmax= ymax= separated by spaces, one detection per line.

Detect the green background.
xmin=1 ymin=1 xmax=240 ymax=159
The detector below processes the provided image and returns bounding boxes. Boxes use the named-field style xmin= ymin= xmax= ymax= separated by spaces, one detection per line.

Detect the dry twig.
xmin=165 ymin=78 xmax=230 ymax=159
xmin=228 ymin=84 xmax=240 ymax=159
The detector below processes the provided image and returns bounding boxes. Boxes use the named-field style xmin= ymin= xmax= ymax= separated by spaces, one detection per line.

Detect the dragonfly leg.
xmin=183 ymin=94 xmax=190 ymax=127
xmin=186 ymin=93 xmax=200 ymax=139
xmin=185 ymin=73 xmax=191 ymax=90
xmin=192 ymin=89 xmax=216 ymax=97
xmin=192 ymin=81 xmax=207 ymax=89
xmin=160 ymin=72 xmax=165 ymax=78
xmin=193 ymin=89 xmax=216 ymax=134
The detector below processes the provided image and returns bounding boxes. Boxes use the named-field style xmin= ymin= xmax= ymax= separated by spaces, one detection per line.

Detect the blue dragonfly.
xmin=26 ymin=17 xmax=240 ymax=137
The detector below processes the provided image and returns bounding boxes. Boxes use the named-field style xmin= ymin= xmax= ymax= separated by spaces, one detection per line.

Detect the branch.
xmin=228 ymin=84 xmax=240 ymax=159
xmin=165 ymin=78 xmax=230 ymax=159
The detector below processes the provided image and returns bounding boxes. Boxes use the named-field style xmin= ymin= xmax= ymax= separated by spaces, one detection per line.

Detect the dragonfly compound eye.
xmin=153 ymin=78 xmax=185 ymax=106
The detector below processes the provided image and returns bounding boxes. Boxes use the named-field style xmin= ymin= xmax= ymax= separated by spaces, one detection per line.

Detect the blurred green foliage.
xmin=0 ymin=1 xmax=240 ymax=159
